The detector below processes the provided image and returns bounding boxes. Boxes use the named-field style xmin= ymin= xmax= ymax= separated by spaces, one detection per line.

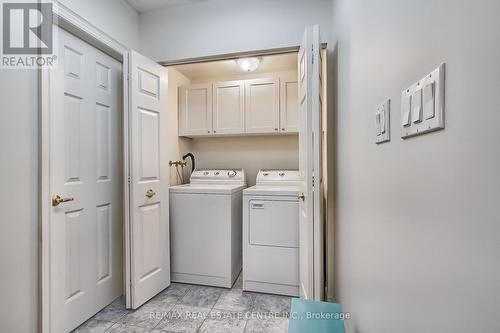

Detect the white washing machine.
xmin=243 ymin=170 xmax=300 ymax=296
xmin=169 ymin=169 xmax=246 ymax=288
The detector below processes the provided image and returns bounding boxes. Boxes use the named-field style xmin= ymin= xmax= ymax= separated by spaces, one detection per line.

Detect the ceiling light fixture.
xmin=236 ymin=57 xmax=261 ymax=72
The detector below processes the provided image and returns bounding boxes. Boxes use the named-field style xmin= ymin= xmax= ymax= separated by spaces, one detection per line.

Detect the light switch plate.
xmin=401 ymin=63 xmax=445 ymax=139
xmin=375 ymin=99 xmax=390 ymax=144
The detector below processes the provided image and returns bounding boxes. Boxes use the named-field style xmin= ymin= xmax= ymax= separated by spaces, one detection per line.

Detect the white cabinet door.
xmin=126 ymin=51 xmax=170 ymax=309
xmin=179 ymin=83 xmax=213 ymax=136
xmin=245 ymin=78 xmax=279 ymax=134
xmin=280 ymin=74 xmax=299 ymax=133
xmin=213 ymin=80 xmax=245 ymax=135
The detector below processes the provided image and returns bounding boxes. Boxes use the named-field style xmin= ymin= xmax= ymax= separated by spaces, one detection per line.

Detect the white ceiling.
xmin=126 ymin=0 xmax=208 ymax=13
xmin=173 ymin=53 xmax=297 ymax=80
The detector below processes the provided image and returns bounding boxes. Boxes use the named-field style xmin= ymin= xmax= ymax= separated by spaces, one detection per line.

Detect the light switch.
xmin=375 ymin=110 xmax=381 ymax=136
xmin=412 ymin=88 xmax=422 ymax=123
xmin=401 ymin=63 xmax=445 ymax=139
xmin=423 ymin=82 xmax=435 ymax=119
xmin=375 ymin=99 xmax=390 ymax=144
xmin=380 ymin=106 xmax=386 ymax=134
xmin=401 ymin=93 xmax=411 ymax=127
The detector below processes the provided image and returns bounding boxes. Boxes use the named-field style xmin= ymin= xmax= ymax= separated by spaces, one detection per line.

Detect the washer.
xmin=243 ymin=169 xmax=300 ymax=296
xmin=169 ymin=169 xmax=246 ymax=288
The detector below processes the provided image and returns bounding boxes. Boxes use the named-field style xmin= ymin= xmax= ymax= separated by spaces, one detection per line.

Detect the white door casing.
xmin=126 ymin=51 xmax=170 ymax=309
xmin=49 ymin=27 xmax=123 ymax=333
xmin=298 ymin=25 xmax=323 ymax=301
xmin=213 ymin=80 xmax=245 ymax=135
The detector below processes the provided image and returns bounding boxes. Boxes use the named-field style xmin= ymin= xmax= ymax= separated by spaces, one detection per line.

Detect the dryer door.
xmin=249 ymin=199 xmax=299 ymax=248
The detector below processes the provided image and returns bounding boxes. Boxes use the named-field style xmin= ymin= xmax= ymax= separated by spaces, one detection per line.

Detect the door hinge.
xmin=126 ymin=73 xmax=130 ymax=81
xmin=312 ymin=45 xmax=314 ymax=64
xmin=127 ymin=176 xmax=131 ymax=184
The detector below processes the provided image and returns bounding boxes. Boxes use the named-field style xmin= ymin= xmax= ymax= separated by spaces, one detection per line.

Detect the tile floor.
xmin=73 ymin=274 xmax=292 ymax=333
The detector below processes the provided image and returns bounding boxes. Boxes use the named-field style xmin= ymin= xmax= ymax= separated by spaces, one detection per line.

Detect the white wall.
xmin=332 ymin=0 xmax=500 ymax=332
xmin=167 ymin=68 xmax=193 ymax=185
xmin=0 ymin=2 xmax=139 ymax=332
xmin=191 ymin=135 xmax=299 ymax=186
xmin=138 ymin=0 xmax=333 ymax=61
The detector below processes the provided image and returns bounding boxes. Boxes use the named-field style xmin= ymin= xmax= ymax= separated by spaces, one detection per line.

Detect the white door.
xmin=49 ymin=27 xmax=122 ymax=333
xmin=213 ymin=80 xmax=245 ymax=134
xmin=298 ymin=25 xmax=323 ymax=300
xmin=179 ymin=83 xmax=213 ymax=136
xmin=279 ymin=74 xmax=299 ymax=133
xmin=245 ymin=78 xmax=280 ymax=134
xmin=126 ymin=51 xmax=170 ymax=309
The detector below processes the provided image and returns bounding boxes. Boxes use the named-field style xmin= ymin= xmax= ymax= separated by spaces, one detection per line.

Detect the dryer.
xmin=243 ymin=169 xmax=300 ymax=296
xmin=169 ymin=169 xmax=246 ymax=288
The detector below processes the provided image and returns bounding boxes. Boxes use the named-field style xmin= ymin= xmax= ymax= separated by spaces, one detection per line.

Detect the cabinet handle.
xmin=274 ymin=128 xmax=278 ymax=131
xmin=207 ymin=130 xmax=210 ymax=133
xmin=282 ymin=128 xmax=285 ymax=131
xmin=214 ymin=130 xmax=217 ymax=133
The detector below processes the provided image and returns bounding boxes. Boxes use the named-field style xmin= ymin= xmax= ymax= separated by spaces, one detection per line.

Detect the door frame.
xmin=39 ymin=3 xmax=129 ymax=333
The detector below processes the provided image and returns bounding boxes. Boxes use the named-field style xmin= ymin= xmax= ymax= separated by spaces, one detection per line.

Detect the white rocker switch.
xmin=423 ymin=82 xmax=435 ymax=119
xmin=375 ymin=110 xmax=382 ymax=136
xmin=375 ymin=99 xmax=390 ymax=144
xmin=380 ymin=106 xmax=386 ymax=134
xmin=401 ymin=94 xmax=411 ymax=127
xmin=412 ymin=88 xmax=423 ymax=123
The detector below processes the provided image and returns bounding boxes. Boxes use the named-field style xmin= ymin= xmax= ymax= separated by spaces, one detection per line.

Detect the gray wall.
xmin=331 ymin=0 xmax=500 ymax=332
xmin=0 ymin=2 xmax=138 ymax=332
xmin=138 ymin=0 xmax=333 ymax=61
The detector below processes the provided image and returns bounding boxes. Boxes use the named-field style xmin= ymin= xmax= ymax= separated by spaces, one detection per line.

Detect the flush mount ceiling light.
xmin=236 ymin=57 xmax=261 ymax=72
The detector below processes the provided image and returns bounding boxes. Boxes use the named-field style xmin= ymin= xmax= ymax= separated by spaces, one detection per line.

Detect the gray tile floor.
xmin=73 ymin=274 xmax=292 ymax=333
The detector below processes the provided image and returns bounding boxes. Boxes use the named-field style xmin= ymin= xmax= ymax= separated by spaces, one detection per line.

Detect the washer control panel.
xmin=190 ymin=169 xmax=245 ymax=183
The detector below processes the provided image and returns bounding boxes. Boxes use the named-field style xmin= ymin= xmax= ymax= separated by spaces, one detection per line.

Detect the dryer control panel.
xmin=256 ymin=169 xmax=300 ymax=186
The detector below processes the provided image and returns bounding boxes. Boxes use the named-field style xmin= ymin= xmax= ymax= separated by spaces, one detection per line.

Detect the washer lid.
xmin=169 ymin=183 xmax=246 ymax=195
xmin=243 ymin=185 xmax=300 ymax=197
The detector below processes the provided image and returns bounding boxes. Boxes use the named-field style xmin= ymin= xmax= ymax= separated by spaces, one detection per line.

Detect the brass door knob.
xmin=52 ymin=195 xmax=74 ymax=207
xmin=146 ymin=189 xmax=156 ymax=198
xmin=298 ymin=193 xmax=305 ymax=201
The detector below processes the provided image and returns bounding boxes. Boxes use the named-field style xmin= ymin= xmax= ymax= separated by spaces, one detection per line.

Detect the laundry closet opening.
xmin=165 ymin=52 xmax=300 ymax=186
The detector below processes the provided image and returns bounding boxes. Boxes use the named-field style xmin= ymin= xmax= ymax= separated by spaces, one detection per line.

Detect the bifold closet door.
xmin=298 ymin=25 xmax=323 ymax=301
xmin=49 ymin=26 xmax=123 ymax=333
xmin=126 ymin=50 xmax=170 ymax=309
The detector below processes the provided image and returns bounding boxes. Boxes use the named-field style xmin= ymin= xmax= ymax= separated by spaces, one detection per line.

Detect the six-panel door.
xmin=50 ymin=27 xmax=123 ymax=333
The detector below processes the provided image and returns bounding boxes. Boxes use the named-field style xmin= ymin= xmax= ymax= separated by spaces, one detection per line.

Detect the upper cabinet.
xmin=280 ymin=74 xmax=299 ymax=133
xmin=179 ymin=75 xmax=297 ymax=137
xmin=179 ymin=83 xmax=213 ymax=136
xmin=213 ymin=80 xmax=245 ymax=135
xmin=245 ymin=78 xmax=280 ymax=134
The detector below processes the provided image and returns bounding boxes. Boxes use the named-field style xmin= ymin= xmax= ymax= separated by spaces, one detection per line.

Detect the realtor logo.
xmin=1 ymin=1 xmax=56 ymax=68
